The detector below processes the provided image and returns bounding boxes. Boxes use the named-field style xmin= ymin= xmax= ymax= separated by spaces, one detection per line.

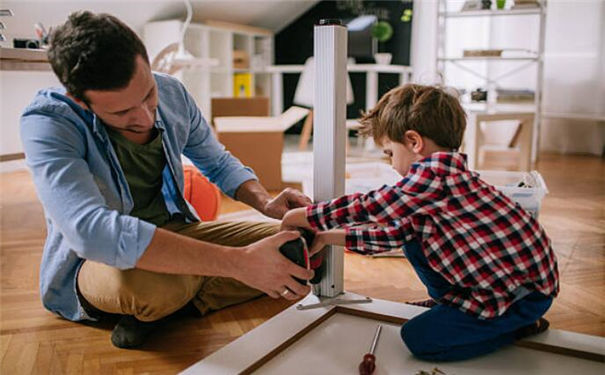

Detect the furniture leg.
xmin=271 ymin=71 xmax=283 ymax=116
xmin=518 ymin=119 xmax=533 ymax=171
xmin=298 ymin=109 xmax=314 ymax=150
xmin=463 ymin=113 xmax=479 ymax=170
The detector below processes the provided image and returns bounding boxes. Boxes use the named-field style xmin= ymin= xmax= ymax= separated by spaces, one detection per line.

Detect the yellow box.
xmin=233 ymin=73 xmax=253 ymax=97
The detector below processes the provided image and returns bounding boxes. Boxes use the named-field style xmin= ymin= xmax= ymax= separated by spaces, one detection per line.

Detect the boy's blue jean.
xmin=400 ymin=240 xmax=553 ymax=361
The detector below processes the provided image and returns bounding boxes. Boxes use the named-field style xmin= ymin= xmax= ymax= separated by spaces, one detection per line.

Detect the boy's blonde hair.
xmin=359 ymin=84 xmax=466 ymax=149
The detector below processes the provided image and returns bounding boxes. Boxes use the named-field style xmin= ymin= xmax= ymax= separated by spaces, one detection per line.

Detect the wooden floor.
xmin=1 ymin=153 xmax=603 ymax=374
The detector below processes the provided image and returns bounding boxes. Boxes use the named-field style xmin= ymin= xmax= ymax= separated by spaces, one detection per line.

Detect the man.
xmin=20 ymin=11 xmax=314 ymax=349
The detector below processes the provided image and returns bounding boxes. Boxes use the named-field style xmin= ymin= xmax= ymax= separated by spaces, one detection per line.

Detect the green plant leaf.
xmin=371 ymin=21 xmax=393 ymax=43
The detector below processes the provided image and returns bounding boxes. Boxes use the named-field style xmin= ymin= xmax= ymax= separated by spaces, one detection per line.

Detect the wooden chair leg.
xmin=299 ymin=110 xmax=313 ymax=151
xmin=518 ymin=119 xmax=533 ymax=171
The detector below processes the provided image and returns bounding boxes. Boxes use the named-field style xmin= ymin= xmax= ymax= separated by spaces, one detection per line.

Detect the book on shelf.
xmin=460 ymin=0 xmax=483 ymax=12
xmin=496 ymin=88 xmax=535 ymax=102
xmin=512 ymin=0 xmax=540 ymax=9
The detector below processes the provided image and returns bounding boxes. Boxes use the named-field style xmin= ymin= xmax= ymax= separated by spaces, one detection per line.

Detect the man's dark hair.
xmin=48 ymin=11 xmax=149 ymax=102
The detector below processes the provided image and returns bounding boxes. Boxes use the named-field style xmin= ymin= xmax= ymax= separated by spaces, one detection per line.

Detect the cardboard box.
xmin=214 ymin=107 xmax=310 ymax=191
xmin=211 ymin=97 xmax=270 ymax=126
xmin=219 ymin=131 xmax=283 ymax=190
xmin=232 ymin=50 xmax=249 ymax=69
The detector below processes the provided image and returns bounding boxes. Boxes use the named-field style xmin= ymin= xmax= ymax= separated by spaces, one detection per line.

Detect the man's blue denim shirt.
xmin=20 ymin=73 xmax=257 ymax=321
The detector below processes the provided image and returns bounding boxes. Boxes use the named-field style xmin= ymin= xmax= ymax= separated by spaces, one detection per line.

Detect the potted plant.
xmin=371 ymin=20 xmax=393 ymax=64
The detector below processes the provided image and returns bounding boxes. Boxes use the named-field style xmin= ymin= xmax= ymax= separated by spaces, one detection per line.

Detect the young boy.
xmin=281 ymin=84 xmax=559 ymax=361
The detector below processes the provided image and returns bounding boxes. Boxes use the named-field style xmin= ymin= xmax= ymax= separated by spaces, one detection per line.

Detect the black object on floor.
xmin=111 ymin=315 xmax=161 ymax=349
xmin=278 ymin=228 xmax=327 ymax=286
xmin=279 ymin=228 xmax=314 ymax=285
xmin=515 ymin=317 xmax=550 ymax=340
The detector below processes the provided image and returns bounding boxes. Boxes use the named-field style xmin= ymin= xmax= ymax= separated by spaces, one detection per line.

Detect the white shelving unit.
xmin=436 ymin=0 xmax=547 ymax=162
xmin=144 ymin=20 xmax=273 ymax=120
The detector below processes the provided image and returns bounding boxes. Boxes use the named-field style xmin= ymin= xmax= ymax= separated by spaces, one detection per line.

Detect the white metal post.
xmin=533 ymin=0 xmax=547 ymax=163
xmin=365 ymin=71 xmax=378 ymax=111
xmin=271 ymin=72 xmax=283 ymax=116
xmin=313 ymin=20 xmax=347 ymax=298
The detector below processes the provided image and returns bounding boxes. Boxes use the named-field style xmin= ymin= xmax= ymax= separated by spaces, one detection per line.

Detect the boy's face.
xmin=381 ymin=137 xmax=419 ymax=176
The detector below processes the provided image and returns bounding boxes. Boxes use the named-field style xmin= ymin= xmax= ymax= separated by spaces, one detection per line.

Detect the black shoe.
xmin=514 ymin=317 xmax=550 ymax=340
xmin=111 ymin=315 xmax=160 ymax=349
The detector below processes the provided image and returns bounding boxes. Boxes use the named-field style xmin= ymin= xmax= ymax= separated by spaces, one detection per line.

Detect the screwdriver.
xmin=359 ymin=324 xmax=382 ymax=375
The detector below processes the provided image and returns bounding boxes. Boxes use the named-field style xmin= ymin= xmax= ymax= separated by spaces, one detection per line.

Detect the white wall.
xmin=0 ymin=70 xmax=60 ymax=172
xmin=0 ymin=0 xmax=317 ymax=170
xmin=410 ymin=0 xmax=438 ymax=83
xmin=539 ymin=0 xmax=604 ymax=155
xmin=0 ymin=0 xmax=317 ymax=46
xmin=411 ymin=0 xmax=605 ymax=155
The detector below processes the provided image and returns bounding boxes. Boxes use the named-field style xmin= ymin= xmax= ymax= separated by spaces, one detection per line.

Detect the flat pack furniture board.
xmin=182 ymin=20 xmax=605 ymax=375
xmin=182 ymin=293 xmax=605 ymax=374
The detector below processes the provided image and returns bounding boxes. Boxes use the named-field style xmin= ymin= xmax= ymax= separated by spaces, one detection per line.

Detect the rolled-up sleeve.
xmin=180 ymin=88 xmax=257 ymax=198
xmin=21 ymin=111 xmax=155 ymax=269
xmin=306 ymin=184 xmax=415 ymax=230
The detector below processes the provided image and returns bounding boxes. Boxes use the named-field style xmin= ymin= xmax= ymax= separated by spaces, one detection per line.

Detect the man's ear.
xmin=404 ymin=130 xmax=424 ymax=153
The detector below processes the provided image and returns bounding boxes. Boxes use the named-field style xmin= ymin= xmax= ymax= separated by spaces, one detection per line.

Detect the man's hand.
xmin=263 ymin=188 xmax=312 ymax=220
xmin=232 ymin=231 xmax=314 ymax=300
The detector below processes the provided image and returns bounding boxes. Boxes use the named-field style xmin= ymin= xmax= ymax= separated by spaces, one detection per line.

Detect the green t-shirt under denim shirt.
xmin=106 ymin=127 xmax=171 ymax=227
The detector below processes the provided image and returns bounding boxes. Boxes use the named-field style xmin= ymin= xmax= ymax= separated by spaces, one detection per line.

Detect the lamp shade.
xmin=293 ymin=57 xmax=354 ymax=108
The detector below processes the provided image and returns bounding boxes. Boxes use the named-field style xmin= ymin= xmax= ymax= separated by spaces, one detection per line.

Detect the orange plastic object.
xmin=182 ymin=165 xmax=221 ymax=221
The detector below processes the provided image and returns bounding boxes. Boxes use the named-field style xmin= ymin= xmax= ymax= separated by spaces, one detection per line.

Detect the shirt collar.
xmin=412 ymin=152 xmax=468 ymax=176
xmin=154 ymin=107 xmax=165 ymax=131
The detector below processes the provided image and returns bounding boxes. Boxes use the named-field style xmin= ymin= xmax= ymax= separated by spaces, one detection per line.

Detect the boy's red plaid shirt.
xmin=307 ymin=152 xmax=559 ymax=319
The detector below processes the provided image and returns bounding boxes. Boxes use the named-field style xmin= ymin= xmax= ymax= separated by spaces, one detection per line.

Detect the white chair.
xmin=463 ymin=111 xmax=535 ymax=171
xmin=293 ymin=57 xmax=355 ymax=150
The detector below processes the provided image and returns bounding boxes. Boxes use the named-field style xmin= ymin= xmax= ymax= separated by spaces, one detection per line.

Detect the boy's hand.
xmin=309 ymin=232 xmax=327 ymax=256
xmin=309 ymin=230 xmax=347 ymax=256
xmin=281 ymin=207 xmax=312 ymax=231
xmin=233 ymin=231 xmax=314 ymax=300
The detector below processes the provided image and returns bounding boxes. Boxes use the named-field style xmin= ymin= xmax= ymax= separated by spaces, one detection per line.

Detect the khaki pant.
xmin=77 ymin=220 xmax=279 ymax=322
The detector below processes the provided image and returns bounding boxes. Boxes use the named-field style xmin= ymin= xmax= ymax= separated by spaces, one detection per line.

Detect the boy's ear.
xmin=404 ymin=130 xmax=424 ymax=153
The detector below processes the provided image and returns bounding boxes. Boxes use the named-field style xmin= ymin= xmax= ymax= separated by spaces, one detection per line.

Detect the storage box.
xmin=219 ymin=131 xmax=284 ymax=190
xmin=232 ymin=50 xmax=249 ymax=69
xmin=215 ymin=106 xmax=310 ymax=191
xmin=477 ymin=170 xmax=548 ymax=217
xmin=211 ymin=97 xmax=270 ymax=126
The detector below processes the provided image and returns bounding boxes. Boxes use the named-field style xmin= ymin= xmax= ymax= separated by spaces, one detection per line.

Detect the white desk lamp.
xmin=151 ymin=0 xmax=218 ymax=74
